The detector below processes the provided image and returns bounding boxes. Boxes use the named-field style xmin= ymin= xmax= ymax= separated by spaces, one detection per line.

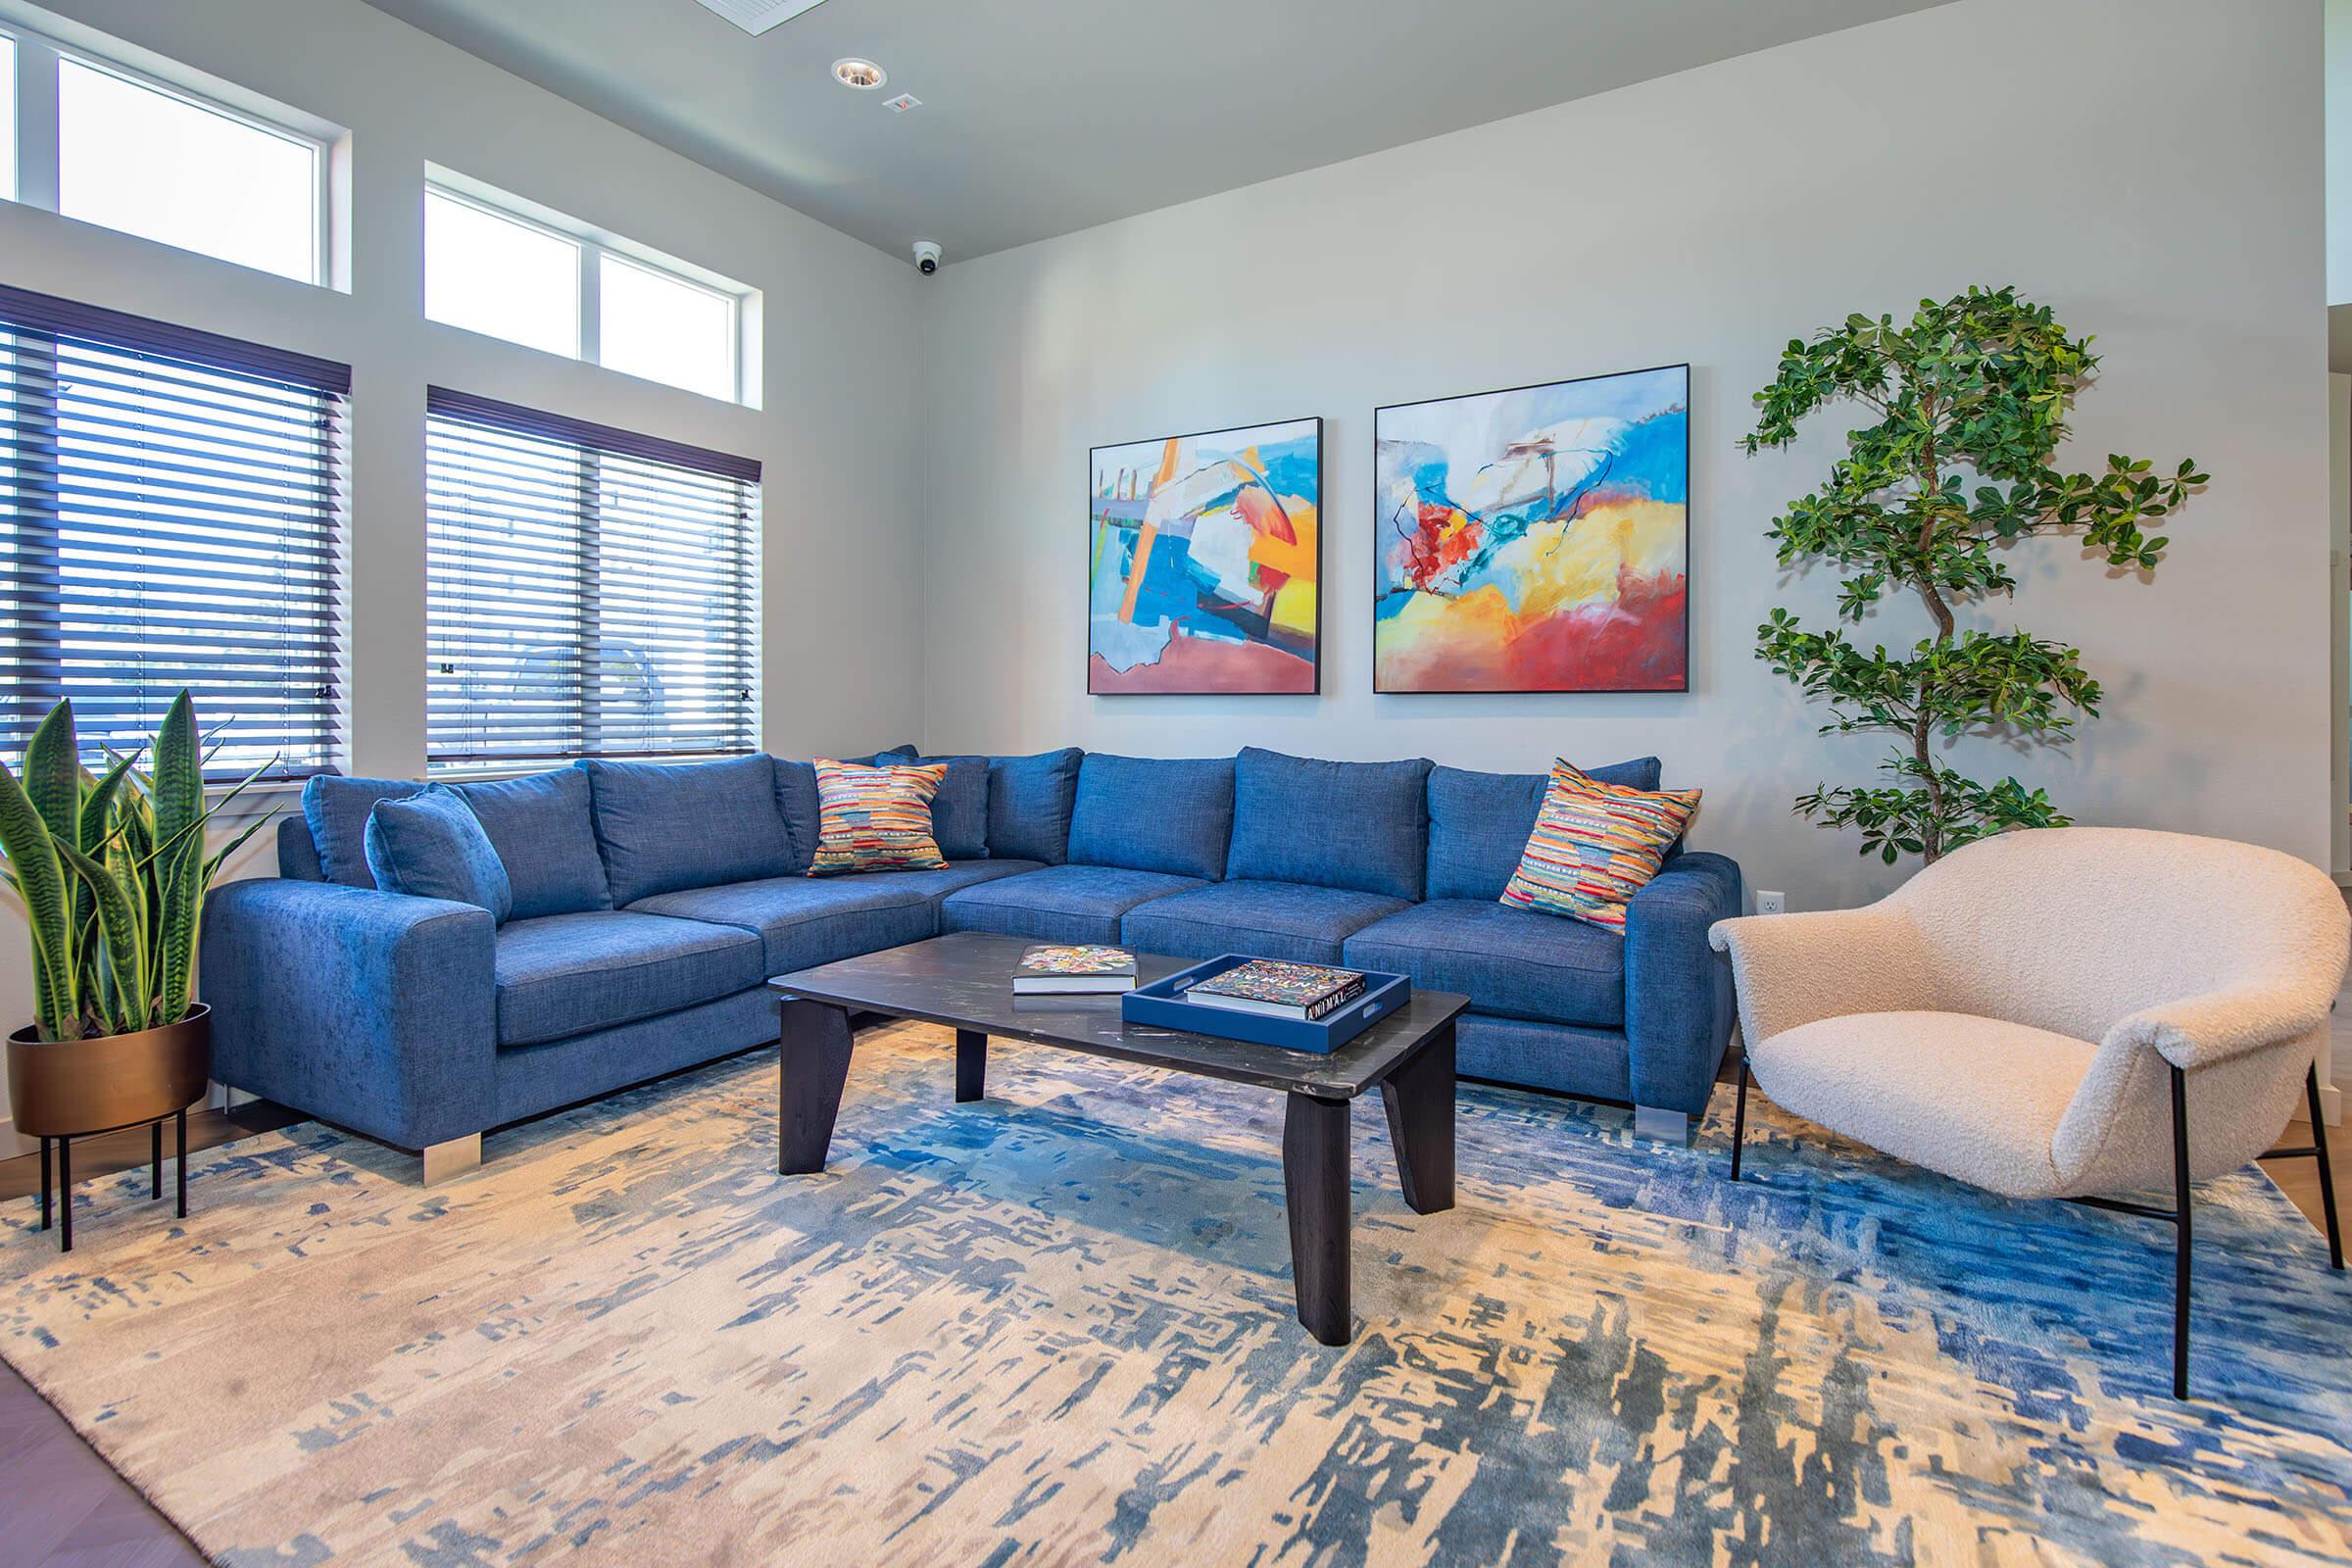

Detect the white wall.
xmin=0 ymin=0 xmax=924 ymax=1145
xmin=917 ymin=0 xmax=2331 ymax=917
xmin=2330 ymin=0 xmax=2352 ymax=306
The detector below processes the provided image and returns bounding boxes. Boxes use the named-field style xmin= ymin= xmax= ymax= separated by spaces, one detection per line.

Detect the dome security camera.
xmin=912 ymin=240 xmax=943 ymax=275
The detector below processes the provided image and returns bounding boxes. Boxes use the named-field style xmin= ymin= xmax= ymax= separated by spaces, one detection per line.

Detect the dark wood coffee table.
xmin=765 ymin=931 xmax=1467 ymax=1345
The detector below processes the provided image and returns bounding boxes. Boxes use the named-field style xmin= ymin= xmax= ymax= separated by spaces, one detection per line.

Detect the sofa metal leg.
xmin=419 ymin=1133 xmax=482 ymax=1186
xmin=1633 ymin=1105 xmax=1692 ymax=1147
xmin=1730 ymin=1058 xmax=1750 ymax=1182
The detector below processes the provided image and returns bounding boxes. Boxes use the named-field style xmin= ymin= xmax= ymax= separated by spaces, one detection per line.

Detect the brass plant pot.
xmin=6 ymin=1004 xmax=211 ymax=1139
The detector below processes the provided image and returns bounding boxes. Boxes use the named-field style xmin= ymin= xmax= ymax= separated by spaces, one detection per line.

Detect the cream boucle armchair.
xmin=1709 ymin=826 xmax=2346 ymax=1398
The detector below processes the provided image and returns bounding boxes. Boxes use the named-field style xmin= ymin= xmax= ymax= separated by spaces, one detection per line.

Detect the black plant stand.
xmin=36 ymin=1107 xmax=188 ymax=1253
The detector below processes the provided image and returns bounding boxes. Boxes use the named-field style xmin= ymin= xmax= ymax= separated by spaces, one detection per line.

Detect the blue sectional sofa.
xmin=202 ymin=745 xmax=1740 ymax=1179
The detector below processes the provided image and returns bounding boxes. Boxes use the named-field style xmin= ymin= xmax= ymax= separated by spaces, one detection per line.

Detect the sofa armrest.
xmin=199 ymin=878 xmax=497 ymax=1151
xmin=1623 ymin=852 xmax=1741 ymax=1114
xmin=1707 ymin=904 xmax=1937 ymax=1048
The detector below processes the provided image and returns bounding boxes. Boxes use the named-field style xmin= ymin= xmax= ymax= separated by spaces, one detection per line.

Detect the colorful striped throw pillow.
xmin=808 ymin=760 xmax=950 ymax=875
xmin=1498 ymin=760 xmax=1700 ymax=932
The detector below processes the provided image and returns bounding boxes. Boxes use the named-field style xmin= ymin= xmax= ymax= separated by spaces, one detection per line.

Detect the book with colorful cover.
xmin=1186 ymin=959 xmax=1368 ymax=1021
xmin=1013 ymin=944 xmax=1138 ymax=994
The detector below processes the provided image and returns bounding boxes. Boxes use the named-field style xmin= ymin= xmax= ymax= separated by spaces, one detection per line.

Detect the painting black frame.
xmin=1371 ymin=363 xmax=1690 ymax=695
xmin=1087 ymin=415 xmax=1325 ymax=696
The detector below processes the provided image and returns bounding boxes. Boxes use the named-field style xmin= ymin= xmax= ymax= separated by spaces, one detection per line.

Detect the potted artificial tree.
xmin=1742 ymin=285 xmax=2205 ymax=864
xmin=0 ymin=692 xmax=271 ymax=1248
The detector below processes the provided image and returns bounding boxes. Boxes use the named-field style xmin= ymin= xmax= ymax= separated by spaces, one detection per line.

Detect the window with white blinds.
xmin=0 ymin=284 xmax=348 ymax=778
xmin=424 ymin=388 xmax=760 ymax=773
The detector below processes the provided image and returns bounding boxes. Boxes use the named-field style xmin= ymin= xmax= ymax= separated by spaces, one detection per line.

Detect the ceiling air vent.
xmin=691 ymin=0 xmax=830 ymax=36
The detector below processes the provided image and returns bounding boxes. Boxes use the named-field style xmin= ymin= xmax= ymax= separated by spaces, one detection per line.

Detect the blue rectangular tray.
xmin=1121 ymin=955 xmax=1411 ymax=1054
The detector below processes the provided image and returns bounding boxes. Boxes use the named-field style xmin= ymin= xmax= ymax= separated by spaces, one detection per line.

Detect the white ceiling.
xmin=361 ymin=0 xmax=1952 ymax=266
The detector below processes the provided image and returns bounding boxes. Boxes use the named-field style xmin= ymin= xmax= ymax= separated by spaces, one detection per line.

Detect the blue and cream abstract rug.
xmin=2 ymin=1021 xmax=2350 ymax=1566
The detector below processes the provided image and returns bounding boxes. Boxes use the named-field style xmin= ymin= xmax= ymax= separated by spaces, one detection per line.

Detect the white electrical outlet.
xmin=1756 ymin=890 xmax=1787 ymax=915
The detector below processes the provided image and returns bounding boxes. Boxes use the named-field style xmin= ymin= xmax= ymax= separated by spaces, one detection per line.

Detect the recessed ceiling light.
xmin=692 ymin=0 xmax=829 ymax=36
xmin=832 ymin=58 xmax=887 ymax=90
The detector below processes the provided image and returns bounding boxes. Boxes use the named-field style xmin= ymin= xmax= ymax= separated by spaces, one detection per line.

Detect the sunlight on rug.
xmin=2 ymin=1020 xmax=2349 ymax=1566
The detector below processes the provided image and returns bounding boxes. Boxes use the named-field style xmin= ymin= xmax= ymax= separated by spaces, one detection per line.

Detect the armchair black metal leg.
xmin=2307 ymin=1064 xmax=2343 ymax=1271
xmin=2171 ymin=1064 xmax=2191 ymax=1401
xmin=1729 ymin=1057 xmax=1750 ymax=1182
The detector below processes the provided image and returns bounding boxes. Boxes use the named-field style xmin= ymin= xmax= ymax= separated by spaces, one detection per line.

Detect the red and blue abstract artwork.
xmin=1375 ymin=365 xmax=1689 ymax=693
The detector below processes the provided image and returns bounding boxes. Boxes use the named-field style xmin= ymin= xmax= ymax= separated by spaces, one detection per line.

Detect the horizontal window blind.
xmin=0 ymin=284 xmax=349 ymax=779
xmin=424 ymin=388 xmax=760 ymax=773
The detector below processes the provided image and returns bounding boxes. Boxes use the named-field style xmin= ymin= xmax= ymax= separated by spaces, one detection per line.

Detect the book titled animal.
xmin=1013 ymin=944 xmax=1138 ymax=994
xmin=1185 ymin=959 xmax=1368 ymax=1021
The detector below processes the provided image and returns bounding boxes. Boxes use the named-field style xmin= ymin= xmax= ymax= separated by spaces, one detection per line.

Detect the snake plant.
xmin=0 ymin=694 xmax=274 ymax=1042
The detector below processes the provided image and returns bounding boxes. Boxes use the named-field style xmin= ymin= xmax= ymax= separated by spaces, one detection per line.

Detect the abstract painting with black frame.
xmin=1374 ymin=365 xmax=1689 ymax=693
xmin=1089 ymin=417 xmax=1322 ymax=694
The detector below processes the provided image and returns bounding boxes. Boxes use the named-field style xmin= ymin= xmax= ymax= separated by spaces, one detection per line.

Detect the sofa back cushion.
xmin=986 ymin=748 xmax=1083 ymax=864
xmin=277 ymin=815 xmax=326 ymax=881
xmin=364 ymin=788 xmax=514 ymax=922
xmin=1225 ymin=748 xmax=1433 ymax=901
xmin=1426 ymin=757 xmax=1663 ymax=902
xmin=890 ymin=754 xmax=991 ymax=859
xmin=301 ymin=775 xmax=425 ymax=888
xmin=579 ymin=755 xmax=798 ymax=904
xmin=1065 ymin=755 xmax=1234 ymax=881
xmin=450 ymin=768 xmax=612 ymax=918
xmin=772 ymin=759 xmax=822 ymax=872
xmin=878 ymin=747 xmax=1083 ymax=864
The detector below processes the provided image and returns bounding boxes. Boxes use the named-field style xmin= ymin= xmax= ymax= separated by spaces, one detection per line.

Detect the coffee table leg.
xmin=777 ymin=999 xmax=855 ymax=1175
xmin=1284 ymin=1092 xmax=1351 ymax=1346
xmin=1380 ymin=1019 xmax=1456 ymax=1215
xmin=956 ymin=1029 xmax=987 ymax=1103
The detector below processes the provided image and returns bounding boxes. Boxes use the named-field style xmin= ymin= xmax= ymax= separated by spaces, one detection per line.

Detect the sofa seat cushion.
xmin=940 ymin=864 xmax=1205 ymax=946
xmin=1749 ymin=1011 xmax=2097 ymax=1200
xmin=1121 ymin=880 xmax=1408 ymax=965
xmin=627 ymin=874 xmax=940 ymax=976
xmin=1343 ymin=900 xmax=1624 ymax=1028
xmin=493 ymin=911 xmax=765 ymax=1048
xmin=847 ymin=859 xmax=1044 ymax=901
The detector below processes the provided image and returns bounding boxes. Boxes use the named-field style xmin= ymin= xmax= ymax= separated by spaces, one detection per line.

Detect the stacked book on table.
xmin=1182 ymin=959 xmax=1368 ymax=1021
xmin=1012 ymin=944 xmax=1138 ymax=994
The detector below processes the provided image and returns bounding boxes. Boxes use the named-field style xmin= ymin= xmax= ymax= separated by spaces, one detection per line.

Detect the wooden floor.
xmin=0 ymin=1084 xmax=2341 ymax=1565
